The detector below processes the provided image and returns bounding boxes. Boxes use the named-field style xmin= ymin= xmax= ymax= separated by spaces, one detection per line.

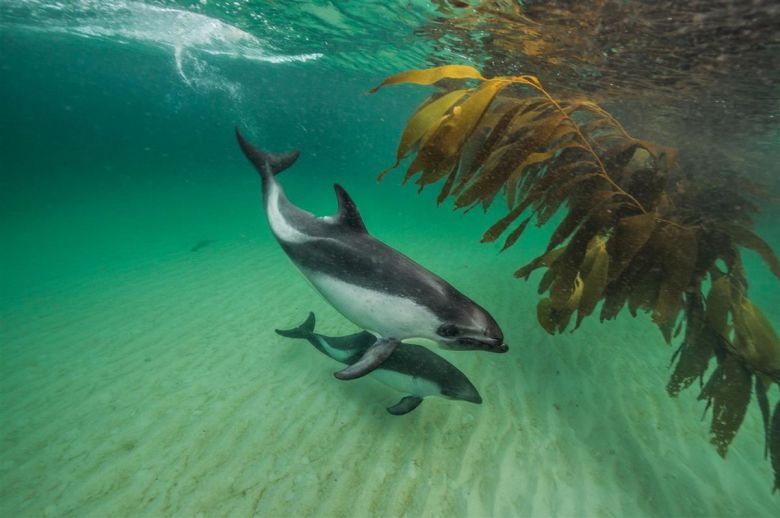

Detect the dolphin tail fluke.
xmin=275 ymin=312 xmax=316 ymax=339
xmin=235 ymin=128 xmax=300 ymax=178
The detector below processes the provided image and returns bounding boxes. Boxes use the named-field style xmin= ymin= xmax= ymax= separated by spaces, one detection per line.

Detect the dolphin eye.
xmin=437 ymin=324 xmax=459 ymax=337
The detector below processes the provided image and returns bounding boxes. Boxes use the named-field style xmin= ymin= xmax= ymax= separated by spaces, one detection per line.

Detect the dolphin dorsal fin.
xmin=333 ymin=184 xmax=367 ymax=233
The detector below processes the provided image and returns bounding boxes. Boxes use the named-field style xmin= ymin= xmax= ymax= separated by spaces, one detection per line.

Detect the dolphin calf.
xmin=276 ymin=312 xmax=482 ymax=415
xmin=235 ymin=129 xmax=507 ymax=381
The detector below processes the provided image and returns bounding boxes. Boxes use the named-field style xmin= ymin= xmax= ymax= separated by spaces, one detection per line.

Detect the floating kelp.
xmin=422 ymin=1 xmax=780 ymax=139
xmin=371 ymin=64 xmax=780 ymax=491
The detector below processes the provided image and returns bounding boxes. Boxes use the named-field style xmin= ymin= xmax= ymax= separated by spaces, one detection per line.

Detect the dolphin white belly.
xmin=369 ymin=369 xmax=442 ymax=399
xmin=303 ymin=269 xmax=439 ymax=340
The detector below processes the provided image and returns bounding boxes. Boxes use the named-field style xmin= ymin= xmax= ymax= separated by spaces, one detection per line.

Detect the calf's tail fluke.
xmin=275 ymin=312 xmax=316 ymax=339
xmin=235 ymin=128 xmax=300 ymax=177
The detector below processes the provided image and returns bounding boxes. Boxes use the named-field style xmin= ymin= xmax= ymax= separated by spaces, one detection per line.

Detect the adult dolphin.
xmin=276 ymin=312 xmax=483 ymax=415
xmin=235 ymin=129 xmax=507 ymax=380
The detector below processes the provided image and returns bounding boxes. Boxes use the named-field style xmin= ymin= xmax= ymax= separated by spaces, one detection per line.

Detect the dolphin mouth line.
xmin=467 ymin=393 xmax=484 ymax=404
xmin=488 ymin=342 xmax=509 ymax=353
xmin=451 ymin=337 xmax=509 ymax=353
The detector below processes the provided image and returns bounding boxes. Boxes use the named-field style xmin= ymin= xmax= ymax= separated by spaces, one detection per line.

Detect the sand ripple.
xmin=1 ymin=238 xmax=777 ymax=516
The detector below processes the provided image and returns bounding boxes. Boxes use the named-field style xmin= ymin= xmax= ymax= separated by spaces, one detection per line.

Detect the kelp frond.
xmin=371 ymin=64 xmax=780 ymax=491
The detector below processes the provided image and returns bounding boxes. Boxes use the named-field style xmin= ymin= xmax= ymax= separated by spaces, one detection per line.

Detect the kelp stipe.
xmin=371 ymin=64 xmax=780 ymax=491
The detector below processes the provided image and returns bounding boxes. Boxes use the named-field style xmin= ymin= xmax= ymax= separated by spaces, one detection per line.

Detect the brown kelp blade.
xmin=369 ymin=64 xmax=484 ymax=94
xmin=606 ymin=212 xmax=656 ymax=283
xmin=414 ymin=79 xmax=513 ymax=189
xmin=667 ymin=294 xmax=715 ymax=397
xmin=394 ymin=89 xmax=470 ymax=164
xmin=502 ymin=216 xmax=533 ymax=252
xmin=722 ymin=224 xmax=780 ymax=280
xmin=576 ymin=237 xmax=609 ymax=327
xmin=698 ymin=356 xmax=752 ymax=457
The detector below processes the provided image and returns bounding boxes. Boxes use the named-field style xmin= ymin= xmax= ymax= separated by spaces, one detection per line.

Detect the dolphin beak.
xmin=443 ymin=388 xmax=483 ymax=404
xmin=466 ymin=391 xmax=483 ymax=404
xmin=450 ymin=336 xmax=508 ymax=352
xmin=481 ymin=336 xmax=508 ymax=353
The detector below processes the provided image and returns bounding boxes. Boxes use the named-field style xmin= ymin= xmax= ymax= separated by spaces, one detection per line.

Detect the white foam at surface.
xmin=1 ymin=0 xmax=322 ymax=62
xmin=0 ymin=0 xmax=322 ymax=94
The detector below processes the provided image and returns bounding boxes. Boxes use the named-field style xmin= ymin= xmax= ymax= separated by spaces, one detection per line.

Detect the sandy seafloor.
xmin=2 ymin=164 xmax=779 ymax=518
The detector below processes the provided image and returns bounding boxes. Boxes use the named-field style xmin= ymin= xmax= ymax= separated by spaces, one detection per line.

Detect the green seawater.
xmin=1 ymin=1 xmax=779 ymax=517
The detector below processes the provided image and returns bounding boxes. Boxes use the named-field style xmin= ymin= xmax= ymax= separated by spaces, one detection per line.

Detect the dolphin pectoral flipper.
xmin=334 ymin=337 xmax=401 ymax=380
xmin=387 ymin=396 xmax=423 ymax=416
